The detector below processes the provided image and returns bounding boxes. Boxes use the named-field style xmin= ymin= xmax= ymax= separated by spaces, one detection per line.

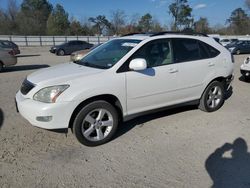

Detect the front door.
xmin=126 ymin=39 xmax=181 ymax=115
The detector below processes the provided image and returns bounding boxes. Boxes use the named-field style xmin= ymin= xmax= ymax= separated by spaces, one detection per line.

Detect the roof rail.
xmin=150 ymin=31 xmax=208 ymax=37
xmin=122 ymin=32 xmax=157 ymax=37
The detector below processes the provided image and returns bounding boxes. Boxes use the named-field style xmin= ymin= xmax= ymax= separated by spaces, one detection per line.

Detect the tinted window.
xmin=205 ymin=43 xmax=220 ymax=58
xmin=198 ymin=42 xmax=210 ymax=59
xmin=76 ymin=41 xmax=84 ymax=45
xmin=131 ymin=39 xmax=172 ymax=68
xmin=172 ymin=38 xmax=200 ymax=63
xmin=199 ymin=41 xmax=220 ymax=58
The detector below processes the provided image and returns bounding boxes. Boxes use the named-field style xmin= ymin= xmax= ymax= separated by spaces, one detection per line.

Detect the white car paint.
xmin=241 ymin=56 xmax=250 ymax=77
xmin=16 ymin=34 xmax=234 ymax=130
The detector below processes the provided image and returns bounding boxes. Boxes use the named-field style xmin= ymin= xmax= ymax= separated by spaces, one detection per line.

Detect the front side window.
xmin=131 ymin=39 xmax=172 ymax=68
xmin=75 ymin=39 xmax=141 ymax=69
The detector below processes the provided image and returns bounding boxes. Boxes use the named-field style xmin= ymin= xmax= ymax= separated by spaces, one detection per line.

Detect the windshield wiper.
xmin=76 ymin=61 xmax=107 ymax=69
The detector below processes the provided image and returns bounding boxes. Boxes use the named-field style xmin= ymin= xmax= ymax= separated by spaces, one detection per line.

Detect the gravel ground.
xmin=0 ymin=47 xmax=250 ymax=188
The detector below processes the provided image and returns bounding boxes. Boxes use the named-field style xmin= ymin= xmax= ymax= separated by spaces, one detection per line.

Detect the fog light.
xmin=36 ymin=116 xmax=52 ymax=122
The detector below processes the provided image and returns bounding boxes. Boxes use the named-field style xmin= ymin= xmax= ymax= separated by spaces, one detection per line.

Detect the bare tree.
xmin=246 ymin=0 xmax=250 ymax=9
xmin=7 ymin=0 xmax=19 ymax=21
xmin=110 ymin=9 xmax=126 ymax=35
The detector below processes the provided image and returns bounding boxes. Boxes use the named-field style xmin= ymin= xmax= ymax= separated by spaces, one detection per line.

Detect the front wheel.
xmin=57 ymin=49 xmax=65 ymax=56
xmin=199 ymin=81 xmax=225 ymax=112
xmin=73 ymin=101 xmax=119 ymax=146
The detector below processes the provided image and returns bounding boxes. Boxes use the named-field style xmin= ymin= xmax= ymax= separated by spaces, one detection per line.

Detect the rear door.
xmin=172 ymin=38 xmax=219 ymax=101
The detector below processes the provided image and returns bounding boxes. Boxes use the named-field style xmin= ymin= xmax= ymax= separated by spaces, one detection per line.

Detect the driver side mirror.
xmin=129 ymin=58 xmax=147 ymax=71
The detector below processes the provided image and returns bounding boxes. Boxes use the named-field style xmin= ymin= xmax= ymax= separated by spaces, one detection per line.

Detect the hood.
xmin=27 ymin=62 xmax=104 ymax=85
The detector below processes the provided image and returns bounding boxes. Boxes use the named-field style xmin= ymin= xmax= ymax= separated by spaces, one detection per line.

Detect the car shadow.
xmin=205 ymin=138 xmax=250 ymax=188
xmin=0 ymin=108 xmax=4 ymax=129
xmin=114 ymin=105 xmax=197 ymax=140
xmin=3 ymin=64 xmax=50 ymax=72
xmin=16 ymin=54 xmax=41 ymax=58
xmin=239 ymin=76 xmax=250 ymax=83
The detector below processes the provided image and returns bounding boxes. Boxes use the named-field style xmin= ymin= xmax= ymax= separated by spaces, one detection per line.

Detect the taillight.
xmin=8 ymin=50 xmax=15 ymax=56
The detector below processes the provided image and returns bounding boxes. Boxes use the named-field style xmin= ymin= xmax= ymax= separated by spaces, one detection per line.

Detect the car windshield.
xmin=74 ymin=39 xmax=141 ymax=69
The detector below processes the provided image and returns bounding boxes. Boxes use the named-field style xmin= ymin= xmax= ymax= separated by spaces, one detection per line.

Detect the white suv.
xmin=16 ymin=32 xmax=234 ymax=146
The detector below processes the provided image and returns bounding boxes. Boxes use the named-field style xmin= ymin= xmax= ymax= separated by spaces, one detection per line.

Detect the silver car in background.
xmin=0 ymin=47 xmax=17 ymax=72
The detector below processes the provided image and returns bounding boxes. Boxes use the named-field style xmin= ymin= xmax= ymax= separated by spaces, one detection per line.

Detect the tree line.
xmin=0 ymin=0 xmax=250 ymax=36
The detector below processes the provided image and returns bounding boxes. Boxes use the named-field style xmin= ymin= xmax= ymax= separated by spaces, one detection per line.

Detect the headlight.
xmin=228 ymin=47 xmax=235 ymax=52
xmin=33 ymin=85 xmax=69 ymax=103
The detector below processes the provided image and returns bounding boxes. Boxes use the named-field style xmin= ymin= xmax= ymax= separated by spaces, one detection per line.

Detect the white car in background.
xmin=241 ymin=56 xmax=250 ymax=81
xmin=16 ymin=32 xmax=234 ymax=146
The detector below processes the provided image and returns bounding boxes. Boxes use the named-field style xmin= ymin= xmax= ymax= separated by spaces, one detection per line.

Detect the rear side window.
xmin=172 ymin=38 xmax=220 ymax=63
xmin=172 ymin=38 xmax=200 ymax=63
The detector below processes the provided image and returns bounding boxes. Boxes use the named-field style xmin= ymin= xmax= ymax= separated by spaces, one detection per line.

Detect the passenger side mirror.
xmin=129 ymin=58 xmax=147 ymax=71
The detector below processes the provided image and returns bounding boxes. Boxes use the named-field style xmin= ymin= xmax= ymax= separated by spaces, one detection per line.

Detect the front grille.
xmin=20 ymin=79 xmax=35 ymax=95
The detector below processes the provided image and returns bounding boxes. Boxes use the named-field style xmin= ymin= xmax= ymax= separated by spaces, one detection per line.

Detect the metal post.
xmin=53 ymin=36 xmax=55 ymax=46
xmin=98 ymin=36 xmax=100 ymax=44
xmin=87 ymin=36 xmax=89 ymax=43
xmin=39 ymin=36 xmax=42 ymax=46
xmin=9 ymin=35 xmax=12 ymax=41
xmin=25 ymin=36 xmax=28 ymax=46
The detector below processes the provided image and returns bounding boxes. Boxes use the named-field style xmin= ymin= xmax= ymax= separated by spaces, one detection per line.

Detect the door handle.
xmin=208 ymin=62 xmax=215 ymax=67
xmin=168 ymin=68 xmax=178 ymax=73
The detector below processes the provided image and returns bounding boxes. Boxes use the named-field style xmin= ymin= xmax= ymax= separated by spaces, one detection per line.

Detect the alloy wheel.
xmin=81 ymin=109 xmax=114 ymax=141
xmin=206 ymin=86 xmax=223 ymax=109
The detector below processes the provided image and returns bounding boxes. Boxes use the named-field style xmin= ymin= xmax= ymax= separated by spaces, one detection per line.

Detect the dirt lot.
xmin=0 ymin=47 xmax=250 ymax=188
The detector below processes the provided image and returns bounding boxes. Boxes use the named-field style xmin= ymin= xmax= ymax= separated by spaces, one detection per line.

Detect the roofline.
xmin=122 ymin=31 xmax=208 ymax=38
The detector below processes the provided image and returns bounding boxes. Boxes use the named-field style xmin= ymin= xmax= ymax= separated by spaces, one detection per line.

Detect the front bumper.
xmin=241 ymin=64 xmax=250 ymax=77
xmin=49 ymin=49 xmax=56 ymax=53
xmin=15 ymin=91 xmax=76 ymax=130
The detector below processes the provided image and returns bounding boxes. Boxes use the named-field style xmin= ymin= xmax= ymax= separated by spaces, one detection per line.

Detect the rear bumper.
xmin=4 ymin=57 xmax=17 ymax=67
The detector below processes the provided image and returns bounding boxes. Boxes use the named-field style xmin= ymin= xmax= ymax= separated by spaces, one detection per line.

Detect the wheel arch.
xmin=201 ymin=76 xmax=227 ymax=99
xmin=68 ymin=94 xmax=123 ymax=129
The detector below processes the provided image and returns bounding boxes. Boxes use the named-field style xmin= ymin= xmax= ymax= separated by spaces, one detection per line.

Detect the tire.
xmin=73 ymin=100 xmax=119 ymax=146
xmin=0 ymin=62 xmax=3 ymax=72
xmin=57 ymin=49 xmax=65 ymax=56
xmin=199 ymin=81 xmax=225 ymax=112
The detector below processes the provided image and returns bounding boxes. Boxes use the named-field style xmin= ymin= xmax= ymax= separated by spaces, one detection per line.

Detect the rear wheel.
xmin=57 ymin=49 xmax=65 ymax=56
xmin=199 ymin=81 xmax=225 ymax=112
xmin=73 ymin=101 xmax=119 ymax=146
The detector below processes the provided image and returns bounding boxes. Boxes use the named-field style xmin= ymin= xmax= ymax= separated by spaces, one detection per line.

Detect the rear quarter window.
xmin=199 ymin=41 xmax=220 ymax=58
